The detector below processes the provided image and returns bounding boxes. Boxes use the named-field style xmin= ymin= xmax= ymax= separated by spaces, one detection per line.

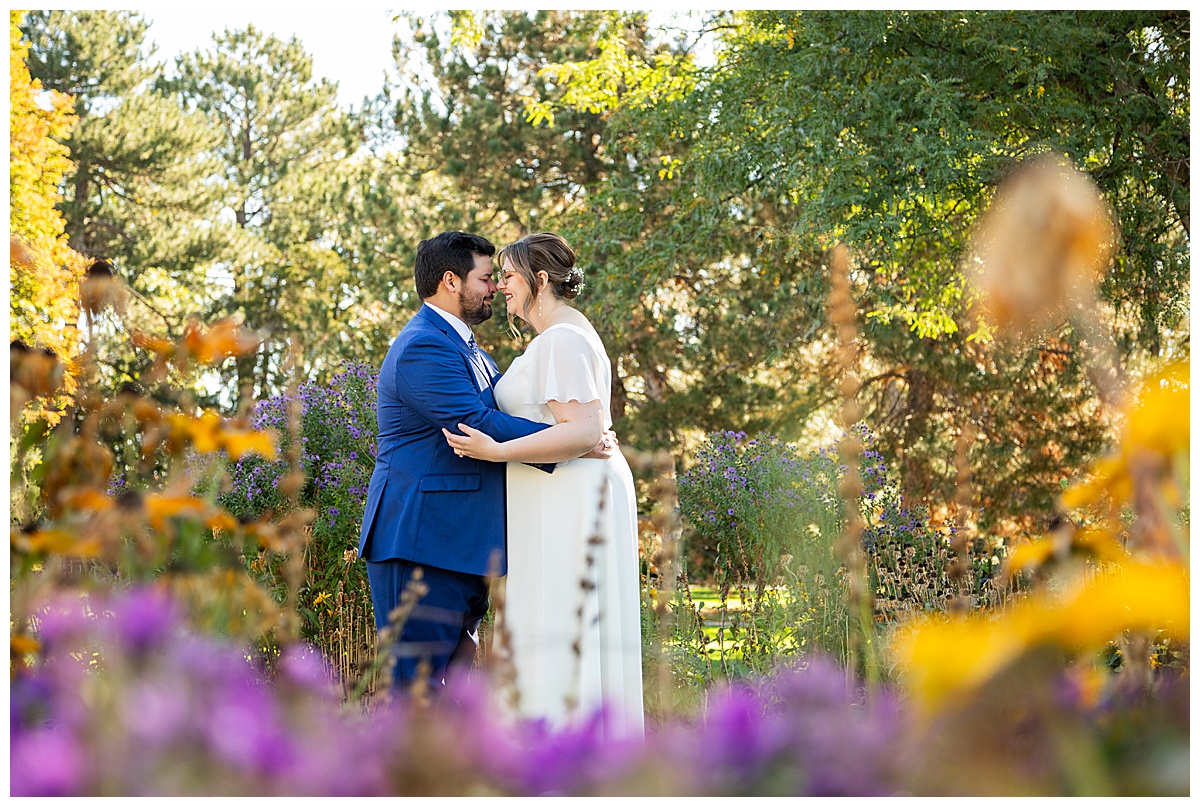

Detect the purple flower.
xmin=10 ymin=727 xmax=88 ymax=796
xmin=205 ymin=681 xmax=296 ymax=775
xmin=103 ymin=588 xmax=177 ymax=652
xmin=280 ymin=644 xmax=336 ymax=692
xmin=122 ymin=680 xmax=190 ymax=744
xmin=695 ymin=684 xmax=794 ymax=788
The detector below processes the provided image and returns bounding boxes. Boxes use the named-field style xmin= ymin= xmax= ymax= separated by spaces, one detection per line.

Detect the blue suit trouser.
xmin=365 ymin=559 xmax=490 ymax=695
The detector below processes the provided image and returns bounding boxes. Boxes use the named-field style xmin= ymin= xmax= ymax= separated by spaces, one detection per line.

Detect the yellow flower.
xmin=893 ymin=559 xmax=1188 ymax=714
xmin=11 ymin=634 xmax=41 ymax=657
xmin=167 ymin=411 xmax=276 ymax=460
xmin=190 ymin=411 xmax=223 ymax=454
xmin=313 ymin=591 xmax=332 ymax=607
xmin=182 ymin=317 xmax=260 ymax=365
xmin=206 ymin=511 xmax=240 ymax=534
xmin=1060 ymin=456 xmax=1130 ymax=511
xmin=22 ymin=528 xmax=102 ymax=558
xmin=1003 ymin=527 xmax=1128 ymax=577
xmin=63 ymin=487 xmax=113 ymax=512
xmin=130 ymin=330 xmax=176 ymax=357
xmin=1004 ymin=539 xmax=1056 ymax=575
xmin=1070 ymin=527 xmax=1129 ymax=564
xmin=1125 ymin=360 xmax=1189 ymax=458
xmin=144 ymin=493 xmax=208 ymax=531
xmin=1060 ymin=360 xmax=1188 ymax=521
xmin=221 ymin=429 xmax=277 ymax=461
xmin=1055 ymin=560 xmax=1189 ymax=651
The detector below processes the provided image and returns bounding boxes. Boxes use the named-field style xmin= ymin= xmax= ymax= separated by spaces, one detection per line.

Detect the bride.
xmin=442 ymin=232 xmax=644 ymax=737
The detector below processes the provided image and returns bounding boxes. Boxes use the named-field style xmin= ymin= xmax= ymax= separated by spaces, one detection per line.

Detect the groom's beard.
xmin=460 ymin=290 xmax=493 ymax=326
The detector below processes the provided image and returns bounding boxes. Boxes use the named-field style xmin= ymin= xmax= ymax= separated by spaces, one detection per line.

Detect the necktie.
xmin=467 ymin=336 xmax=493 ymax=390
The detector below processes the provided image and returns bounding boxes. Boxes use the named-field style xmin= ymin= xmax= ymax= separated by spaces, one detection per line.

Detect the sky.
xmin=138 ymin=5 xmax=404 ymax=111
xmin=135 ymin=7 xmax=715 ymax=111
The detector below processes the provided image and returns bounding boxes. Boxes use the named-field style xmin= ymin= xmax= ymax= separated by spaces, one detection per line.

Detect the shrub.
xmin=221 ymin=363 xmax=379 ymax=683
xmin=676 ymin=427 xmax=974 ymax=676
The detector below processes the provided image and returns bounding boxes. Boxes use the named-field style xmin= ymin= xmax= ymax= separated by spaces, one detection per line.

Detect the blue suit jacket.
xmin=358 ymin=305 xmax=550 ymax=576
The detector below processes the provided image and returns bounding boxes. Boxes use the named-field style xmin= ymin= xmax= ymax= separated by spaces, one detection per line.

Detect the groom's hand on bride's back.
xmin=581 ymin=429 xmax=618 ymax=460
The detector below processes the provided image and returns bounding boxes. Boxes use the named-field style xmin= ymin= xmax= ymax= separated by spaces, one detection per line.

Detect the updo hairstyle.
xmin=497 ymin=232 xmax=585 ymax=318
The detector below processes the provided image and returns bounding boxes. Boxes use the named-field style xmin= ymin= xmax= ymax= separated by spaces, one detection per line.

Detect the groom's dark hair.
xmin=414 ymin=231 xmax=496 ymax=299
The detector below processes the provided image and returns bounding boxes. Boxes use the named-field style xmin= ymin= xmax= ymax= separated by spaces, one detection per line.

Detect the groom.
xmin=359 ymin=231 xmax=571 ymax=695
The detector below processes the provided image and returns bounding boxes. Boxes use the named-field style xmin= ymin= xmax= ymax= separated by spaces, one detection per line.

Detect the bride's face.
xmin=498 ymin=258 xmax=536 ymax=321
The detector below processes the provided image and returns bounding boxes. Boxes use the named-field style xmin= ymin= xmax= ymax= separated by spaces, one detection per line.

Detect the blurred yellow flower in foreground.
xmin=182 ymin=317 xmax=261 ymax=365
xmin=1123 ymin=360 xmax=1190 ymax=457
xmin=221 ymin=429 xmax=277 ymax=461
xmin=206 ymin=512 xmax=240 ymax=534
xmin=132 ymin=318 xmax=260 ymax=367
xmin=17 ymin=528 xmax=102 ymax=558
xmin=145 ymin=494 xmax=210 ymax=531
xmin=11 ymin=634 xmax=41 ymax=658
xmin=167 ymin=410 xmax=278 ymax=461
xmin=893 ymin=560 xmax=1189 ymax=714
xmin=1060 ymin=360 xmax=1189 ymax=516
xmin=1003 ymin=527 xmax=1129 ymax=577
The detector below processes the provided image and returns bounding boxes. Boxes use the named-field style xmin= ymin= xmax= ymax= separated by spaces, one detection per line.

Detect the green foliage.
xmin=678 ymin=430 xmax=843 ymax=586
xmin=165 ymin=26 xmax=359 ymax=399
xmin=18 ymin=8 xmax=1189 ymax=567
xmin=673 ymin=426 xmax=1004 ymax=679
xmin=537 ymin=10 xmax=1188 ymax=542
xmin=393 ymin=10 xmax=616 ymax=237
xmin=20 ymin=11 xmax=226 ymax=398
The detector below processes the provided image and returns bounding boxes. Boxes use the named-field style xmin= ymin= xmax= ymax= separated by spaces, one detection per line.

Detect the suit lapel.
xmin=416 ymin=305 xmax=474 ymax=365
xmin=415 ymin=305 xmax=497 ymax=392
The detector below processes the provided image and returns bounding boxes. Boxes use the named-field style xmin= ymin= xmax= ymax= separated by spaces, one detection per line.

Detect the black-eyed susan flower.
xmin=893 ymin=559 xmax=1188 ymax=715
xmin=182 ymin=317 xmax=260 ymax=365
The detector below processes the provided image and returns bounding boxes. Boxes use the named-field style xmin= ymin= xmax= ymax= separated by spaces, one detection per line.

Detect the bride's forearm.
xmin=493 ymin=400 xmax=602 ymax=463
xmin=497 ymin=416 xmax=601 ymax=463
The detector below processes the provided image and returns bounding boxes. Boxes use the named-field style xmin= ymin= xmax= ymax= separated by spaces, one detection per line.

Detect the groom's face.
xmin=456 ymin=253 xmax=497 ymax=326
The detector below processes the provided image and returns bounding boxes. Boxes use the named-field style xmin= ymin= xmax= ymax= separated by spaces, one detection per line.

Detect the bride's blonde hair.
xmin=497 ymin=232 xmax=585 ymax=326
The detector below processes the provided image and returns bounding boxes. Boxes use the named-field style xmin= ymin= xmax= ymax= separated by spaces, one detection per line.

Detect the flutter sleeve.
xmin=525 ymin=327 xmax=603 ymax=408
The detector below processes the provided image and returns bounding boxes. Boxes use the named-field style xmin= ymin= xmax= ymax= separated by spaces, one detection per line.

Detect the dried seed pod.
xmin=79 ymin=260 xmax=125 ymax=316
xmin=968 ymin=153 xmax=1119 ymax=338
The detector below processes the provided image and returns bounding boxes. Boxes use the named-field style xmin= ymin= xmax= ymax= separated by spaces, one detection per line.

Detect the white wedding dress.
xmin=494 ymin=322 xmax=644 ymax=737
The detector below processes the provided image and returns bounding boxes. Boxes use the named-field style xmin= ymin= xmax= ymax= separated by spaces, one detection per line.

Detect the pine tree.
xmin=168 ymin=26 xmax=356 ymax=398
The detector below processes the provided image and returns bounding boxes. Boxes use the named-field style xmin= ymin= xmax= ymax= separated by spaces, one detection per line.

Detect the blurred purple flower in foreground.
xmin=11 ymin=588 xmax=908 ymax=797
xmin=14 ymin=588 xmax=1183 ymax=797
